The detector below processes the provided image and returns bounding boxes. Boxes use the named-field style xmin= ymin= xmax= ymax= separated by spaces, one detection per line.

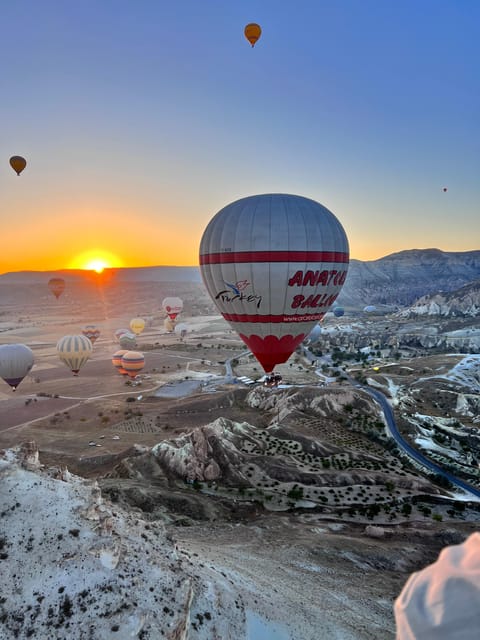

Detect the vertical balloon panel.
xmin=200 ymin=194 xmax=349 ymax=373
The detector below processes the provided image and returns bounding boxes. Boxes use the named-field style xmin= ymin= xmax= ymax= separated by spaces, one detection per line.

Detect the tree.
xmin=287 ymin=486 xmax=304 ymax=501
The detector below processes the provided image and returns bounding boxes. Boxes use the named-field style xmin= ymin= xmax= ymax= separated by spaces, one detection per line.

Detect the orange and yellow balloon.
xmin=244 ymin=23 xmax=262 ymax=47
xmin=112 ymin=349 xmax=129 ymax=375
xmin=121 ymin=351 xmax=145 ymax=379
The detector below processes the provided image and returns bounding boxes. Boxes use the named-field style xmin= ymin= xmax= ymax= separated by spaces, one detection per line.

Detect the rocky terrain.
xmin=400 ymin=279 xmax=480 ymax=318
xmin=2 ymin=250 xmax=480 ymax=639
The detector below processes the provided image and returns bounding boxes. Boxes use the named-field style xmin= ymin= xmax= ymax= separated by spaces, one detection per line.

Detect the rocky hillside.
xmin=0 ymin=443 xmax=244 ymax=640
xmin=339 ymin=249 xmax=480 ymax=307
xmin=401 ymin=279 xmax=480 ymax=317
xmin=111 ymin=386 xmax=440 ymax=517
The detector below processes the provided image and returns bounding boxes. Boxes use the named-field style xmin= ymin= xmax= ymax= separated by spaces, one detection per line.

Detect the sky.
xmin=1 ymin=0 xmax=479 ymax=272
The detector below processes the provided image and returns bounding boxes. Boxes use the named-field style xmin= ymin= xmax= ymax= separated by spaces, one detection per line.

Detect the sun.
xmin=69 ymin=250 xmax=123 ymax=272
xmin=85 ymin=258 xmax=108 ymax=273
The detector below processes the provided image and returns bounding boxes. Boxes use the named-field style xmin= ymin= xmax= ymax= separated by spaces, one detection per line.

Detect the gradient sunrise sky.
xmin=1 ymin=1 xmax=479 ymax=273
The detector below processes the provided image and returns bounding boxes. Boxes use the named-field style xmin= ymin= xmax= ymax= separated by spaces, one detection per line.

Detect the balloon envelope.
xmin=130 ymin=318 xmax=145 ymax=335
xmin=121 ymin=351 xmax=145 ymax=378
xmin=119 ymin=332 xmax=137 ymax=349
xmin=112 ymin=349 xmax=129 ymax=374
xmin=333 ymin=307 xmax=345 ymax=318
xmin=305 ymin=324 xmax=322 ymax=344
xmin=48 ymin=277 xmax=66 ymax=299
xmin=9 ymin=155 xmax=27 ymax=175
xmin=244 ymin=23 xmax=261 ymax=47
xmin=0 ymin=344 xmax=34 ymax=390
xmin=82 ymin=325 xmax=100 ymax=344
xmin=363 ymin=305 xmax=376 ymax=313
xmin=174 ymin=322 xmax=189 ymax=338
xmin=199 ymin=193 xmax=349 ymax=372
xmin=162 ymin=297 xmax=183 ymax=320
xmin=114 ymin=328 xmax=129 ymax=342
xmin=56 ymin=335 xmax=92 ymax=374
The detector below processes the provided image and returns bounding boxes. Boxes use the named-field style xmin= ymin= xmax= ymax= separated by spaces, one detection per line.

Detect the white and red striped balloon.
xmin=199 ymin=194 xmax=349 ymax=373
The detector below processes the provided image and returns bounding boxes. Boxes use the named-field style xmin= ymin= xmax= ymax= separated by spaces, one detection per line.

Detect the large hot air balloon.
xmin=56 ymin=335 xmax=92 ymax=375
xmin=112 ymin=349 xmax=129 ymax=375
xmin=0 ymin=344 xmax=34 ymax=391
xmin=48 ymin=277 xmax=66 ymax=300
xmin=119 ymin=332 xmax=137 ymax=349
xmin=121 ymin=351 xmax=145 ymax=379
xmin=9 ymin=156 xmax=27 ymax=175
xmin=244 ymin=23 xmax=261 ymax=47
xmin=130 ymin=318 xmax=145 ymax=335
xmin=82 ymin=325 xmax=100 ymax=344
xmin=333 ymin=306 xmax=345 ymax=318
xmin=162 ymin=297 xmax=183 ymax=321
xmin=199 ymin=194 xmax=349 ymax=373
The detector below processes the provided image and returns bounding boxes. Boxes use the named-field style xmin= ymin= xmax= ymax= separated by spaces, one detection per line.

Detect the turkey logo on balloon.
xmin=199 ymin=194 xmax=349 ymax=374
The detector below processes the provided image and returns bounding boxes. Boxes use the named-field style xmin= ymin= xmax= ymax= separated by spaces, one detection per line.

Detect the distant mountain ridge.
xmin=1 ymin=249 xmax=479 ymax=309
xmin=338 ymin=248 xmax=480 ymax=307
xmin=0 ymin=265 xmax=202 ymax=284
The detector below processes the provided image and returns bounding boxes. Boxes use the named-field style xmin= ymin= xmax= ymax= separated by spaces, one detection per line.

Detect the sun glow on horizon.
xmin=69 ymin=250 xmax=123 ymax=272
xmin=85 ymin=258 xmax=107 ymax=273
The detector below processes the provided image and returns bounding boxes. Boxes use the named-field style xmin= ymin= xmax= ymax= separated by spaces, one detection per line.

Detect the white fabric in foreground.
xmin=394 ymin=532 xmax=480 ymax=639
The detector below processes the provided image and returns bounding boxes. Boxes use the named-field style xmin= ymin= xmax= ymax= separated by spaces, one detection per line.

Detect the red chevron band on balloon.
xmin=239 ymin=333 xmax=306 ymax=373
xmin=200 ymin=250 xmax=349 ymax=265
xmin=222 ymin=312 xmax=325 ymax=323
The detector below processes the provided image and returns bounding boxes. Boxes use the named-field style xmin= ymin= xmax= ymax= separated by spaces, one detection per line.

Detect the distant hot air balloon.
xmin=199 ymin=194 xmax=349 ymax=373
xmin=130 ymin=318 xmax=145 ymax=335
xmin=82 ymin=325 xmax=100 ymax=344
xmin=48 ymin=277 xmax=66 ymax=300
xmin=244 ymin=23 xmax=261 ymax=47
xmin=363 ymin=305 xmax=376 ymax=313
xmin=443 ymin=187 xmax=448 ymax=192
xmin=0 ymin=344 xmax=34 ymax=391
xmin=164 ymin=318 xmax=175 ymax=333
xmin=112 ymin=349 xmax=129 ymax=375
xmin=174 ymin=322 xmax=189 ymax=339
xmin=56 ymin=335 xmax=92 ymax=375
xmin=305 ymin=324 xmax=322 ymax=344
xmin=121 ymin=351 xmax=145 ymax=379
xmin=9 ymin=156 xmax=27 ymax=175
xmin=333 ymin=306 xmax=345 ymax=318
xmin=114 ymin=328 xmax=129 ymax=342
xmin=119 ymin=332 xmax=137 ymax=349
xmin=162 ymin=297 xmax=183 ymax=321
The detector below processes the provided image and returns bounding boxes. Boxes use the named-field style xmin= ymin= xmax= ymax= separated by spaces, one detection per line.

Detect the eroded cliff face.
xmin=0 ymin=444 xmax=245 ymax=640
xmin=401 ymin=279 xmax=480 ymax=318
